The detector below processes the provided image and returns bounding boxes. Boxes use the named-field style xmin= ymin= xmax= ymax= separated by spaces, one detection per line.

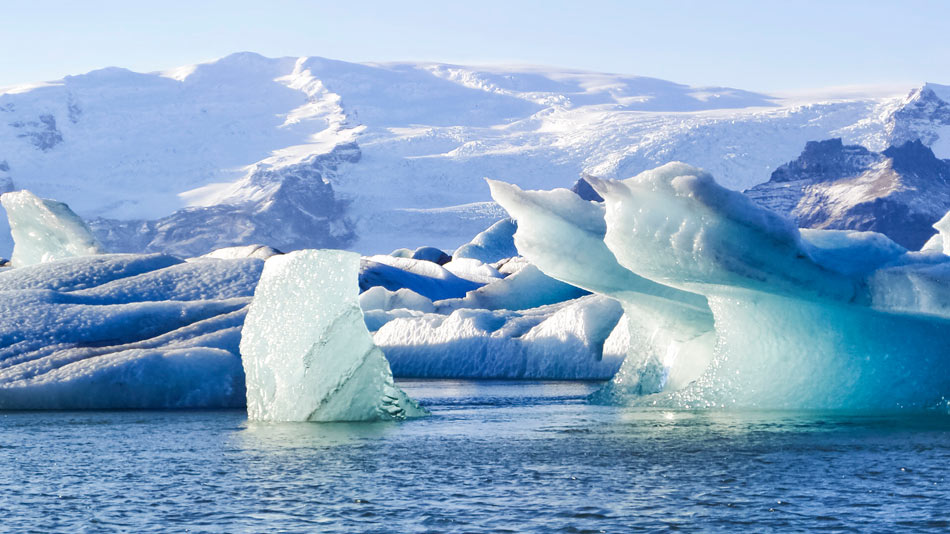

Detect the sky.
xmin=1 ymin=0 xmax=948 ymax=92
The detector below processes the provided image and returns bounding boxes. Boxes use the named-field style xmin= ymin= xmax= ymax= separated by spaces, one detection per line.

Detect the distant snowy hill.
xmin=1 ymin=52 xmax=947 ymax=257
xmin=746 ymin=138 xmax=950 ymax=249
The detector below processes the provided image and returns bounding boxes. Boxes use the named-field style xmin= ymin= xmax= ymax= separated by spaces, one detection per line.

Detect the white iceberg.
xmin=1 ymin=190 xmax=105 ymax=267
xmin=240 ymin=249 xmax=426 ymax=422
xmin=491 ymin=163 xmax=950 ymax=410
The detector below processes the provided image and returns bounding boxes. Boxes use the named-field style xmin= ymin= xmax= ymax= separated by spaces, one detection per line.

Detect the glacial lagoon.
xmin=2 ymin=380 xmax=949 ymax=533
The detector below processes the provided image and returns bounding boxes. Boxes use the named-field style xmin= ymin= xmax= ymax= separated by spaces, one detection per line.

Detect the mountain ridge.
xmin=0 ymin=53 xmax=946 ymax=257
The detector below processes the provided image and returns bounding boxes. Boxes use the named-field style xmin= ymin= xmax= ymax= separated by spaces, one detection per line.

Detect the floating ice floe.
xmin=0 ymin=190 xmax=105 ymax=267
xmin=240 ymin=249 xmax=427 ymax=421
xmin=492 ymin=163 xmax=950 ymax=410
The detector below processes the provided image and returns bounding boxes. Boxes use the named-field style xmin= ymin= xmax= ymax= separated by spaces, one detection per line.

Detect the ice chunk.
xmin=584 ymin=164 xmax=860 ymax=302
xmin=923 ymin=211 xmax=950 ymax=254
xmin=376 ymin=295 xmax=625 ymax=379
xmin=240 ymin=249 xmax=426 ymax=422
xmin=487 ymin=179 xmax=709 ymax=315
xmin=199 ymin=244 xmax=282 ymax=260
xmin=453 ymin=219 xmax=518 ymax=264
xmin=435 ymin=264 xmax=588 ymax=312
xmin=441 ymin=257 xmax=503 ymax=284
xmin=799 ymin=229 xmax=906 ymax=276
xmin=1 ymin=190 xmax=105 ymax=267
xmin=0 ymin=346 xmax=245 ymax=410
xmin=359 ymin=286 xmax=435 ymax=313
xmin=410 ymin=246 xmax=451 ymax=264
xmin=359 ymin=255 xmax=483 ymax=300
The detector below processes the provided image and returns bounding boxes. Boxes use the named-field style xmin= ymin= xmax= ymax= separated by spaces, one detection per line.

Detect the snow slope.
xmin=1 ymin=52 xmax=944 ymax=257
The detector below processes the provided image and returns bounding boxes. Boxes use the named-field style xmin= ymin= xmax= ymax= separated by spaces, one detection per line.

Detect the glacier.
xmin=491 ymin=163 xmax=950 ymax=410
xmin=240 ymin=249 xmax=426 ymax=422
xmin=1 ymin=190 xmax=104 ymax=267
xmin=3 ymin=53 xmax=948 ymax=259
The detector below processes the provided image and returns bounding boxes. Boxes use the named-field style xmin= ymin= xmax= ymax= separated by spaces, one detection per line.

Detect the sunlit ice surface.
xmin=2 ymin=379 xmax=949 ymax=533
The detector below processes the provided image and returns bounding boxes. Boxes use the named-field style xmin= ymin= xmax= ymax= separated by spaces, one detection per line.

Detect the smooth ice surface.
xmin=1 ymin=190 xmax=104 ymax=267
xmin=452 ymin=218 xmax=518 ymax=263
xmin=492 ymin=163 xmax=950 ymax=410
xmin=0 ymin=254 xmax=256 ymax=409
xmin=240 ymin=249 xmax=426 ymax=422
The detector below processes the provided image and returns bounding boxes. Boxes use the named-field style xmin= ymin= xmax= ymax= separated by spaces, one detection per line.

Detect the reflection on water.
xmin=2 ymin=380 xmax=950 ymax=533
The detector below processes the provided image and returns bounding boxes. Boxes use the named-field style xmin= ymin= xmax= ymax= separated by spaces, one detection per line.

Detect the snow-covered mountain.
xmin=746 ymin=138 xmax=950 ymax=249
xmin=1 ymin=52 xmax=947 ymax=257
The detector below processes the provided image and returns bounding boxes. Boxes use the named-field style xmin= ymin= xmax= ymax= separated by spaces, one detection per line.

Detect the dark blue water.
xmin=2 ymin=380 xmax=950 ymax=533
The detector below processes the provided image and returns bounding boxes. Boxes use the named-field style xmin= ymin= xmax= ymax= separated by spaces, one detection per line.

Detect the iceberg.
xmin=240 ymin=249 xmax=426 ymax=422
xmin=375 ymin=295 xmax=626 ymax=379
xmin=491 ymin=163 xmax=950 ymax=410
xmin=488 ymin=178 xmax=716 ymax=396
xmin=1 ymin=190 xmax=105 ymax=267
xmin=0 ymin=254 xmax=257 ymax=409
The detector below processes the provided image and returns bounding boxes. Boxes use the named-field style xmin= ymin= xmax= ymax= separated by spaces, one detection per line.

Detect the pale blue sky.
xmin=1 ymin=0 xmax=947 ymax=92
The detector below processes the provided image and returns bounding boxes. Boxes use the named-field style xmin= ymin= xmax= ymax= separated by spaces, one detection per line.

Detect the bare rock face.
xmin=746 ymin=139 xmax=950 ymax=250
xmin=89 ymin=142 xmax=359 ymax=258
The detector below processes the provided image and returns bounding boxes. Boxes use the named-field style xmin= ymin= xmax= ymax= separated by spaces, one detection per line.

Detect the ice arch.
xmin=491 ymin=163 xmax=950 ymax=410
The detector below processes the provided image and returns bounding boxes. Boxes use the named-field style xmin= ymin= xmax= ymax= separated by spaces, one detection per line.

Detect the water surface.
xmin=2 ymin=380 xmax=949 ymax=532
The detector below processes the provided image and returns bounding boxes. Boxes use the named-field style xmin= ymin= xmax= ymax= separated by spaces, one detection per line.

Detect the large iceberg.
xmin=1 ymin=190 xmax=105 ymax=267
xmin=240 ymin=249 xmax=426 ymax=422
xmin=491 ymin=163 xmax=950 ymax=410
xmin=0 ymin=254 xmax=257 ymax=409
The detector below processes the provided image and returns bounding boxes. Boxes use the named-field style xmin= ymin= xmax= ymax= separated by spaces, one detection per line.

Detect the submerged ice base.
xmin=491 ymin=163 xmax=950 ymax=411
xmin=240 ymin=249 xmax=426 ymax=422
